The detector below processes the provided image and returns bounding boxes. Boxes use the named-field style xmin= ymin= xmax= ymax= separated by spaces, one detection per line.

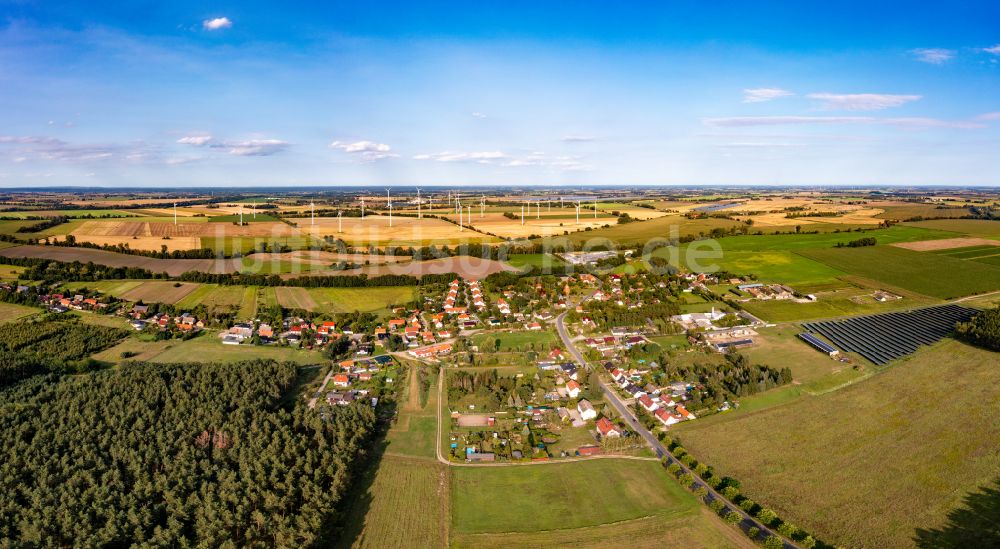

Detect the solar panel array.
xmin=798 ymin=332 xmax=837 ymax=354
xmin=802 ymin=304 xmax=977 ymax=365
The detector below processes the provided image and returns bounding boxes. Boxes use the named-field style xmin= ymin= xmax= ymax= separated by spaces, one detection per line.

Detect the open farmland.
xmin=119 ymin=281 xmax=200 ymax=304
xmin=0 ymin=245 xmax=226 ymax=276
xmin=798 ymin=245 xmax=1000 ymax=299
xmin=903 ymin=219 xmax=1000 ymax=238
xmin=544 ymin=215 xmax=744 ymax=247
xmin=674 ymin=340 xmax=1000 ymax=548
xmin=147 ymin=331 xmax=323 ymax=364
xmin=450 ymin=459 xmax=749 ymax=548
xmin=741 ymin=282 xmax=939 ymax=322
xmin=308 ymin=286 xmax=415 ymax=313
xmin=274 ymin=286 xmax=318 ymax=311
xmin=307 ymin=216 xmax=498 ymax=246
xmin=0 ymin=302 xmax=39 ymax=324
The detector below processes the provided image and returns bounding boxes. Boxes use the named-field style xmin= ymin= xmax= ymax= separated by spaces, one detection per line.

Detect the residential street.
xmin=555 ymin=310 xmax=799 ymax=549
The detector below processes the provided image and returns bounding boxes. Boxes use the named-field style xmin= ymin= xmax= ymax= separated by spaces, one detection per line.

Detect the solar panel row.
xmin=798 ymin=332 xmax=837 ymax=354
xmin=802 ymin=304 xmax=976 ymax=365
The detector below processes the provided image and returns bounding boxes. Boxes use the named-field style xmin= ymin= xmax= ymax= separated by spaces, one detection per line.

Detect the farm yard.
xmin=674 ymin=340 xmax=1000 ymax=548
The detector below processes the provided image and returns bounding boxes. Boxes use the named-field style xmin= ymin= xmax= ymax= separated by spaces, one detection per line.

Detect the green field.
xmin=904 ymin=219 xmax=1000 ymax=237
xmin=714 ymin=225 xmax=953 ymax=252
xmin=200 ymin=235 xmax=318 ymax=255
xmin=798 ymin=245 xmax=1000 ymax=299
xmin=741 ymin=283 xmax=940 ymax=322
xmin=337 ymin=456 xmax=448 ymax=549
xmin=505 ymin=253 xmax=567 ymax=270
xmin=674 ymin=340 xmax=1000 ymax=548
xmin=207 ymin=214 xmax=280 ymax=223
xmin=0 ymin=209 xmax=150 ymax=219
xmin=546 ymin=215 xmax=744 ymax=247
xmin=307 ymin=286 xmax=415 ymax=313
xmin=469 ymin=330 xmax=559 ymax=352
xmin=147 ymin=331 xmax=324 ymax=365
xmin=449 ymin=458 xmax=747 ymax=547
xmin=0 ymin=264 xmax=26 ymax=281
xmin=653 ymin=247 xmax=847 ymax=287
xmin=0 ymin=302 xmax=39 ymax=324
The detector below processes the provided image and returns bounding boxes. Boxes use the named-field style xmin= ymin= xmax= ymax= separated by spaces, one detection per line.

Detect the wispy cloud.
xmin=176 ymin=134 xmax=213 ymax=146
xmin=414 ymin=150 xmax=591 ymax=171
xmin=471 ymin=112 xmax=487 ymax=119
xmin=203 ymin=17 xmax=232 ymax=31
xmin=329 ymin=140 xmax=397 ymax=161
xmin=807 ymin=93 xmax=921 ymax=111
xmin=983 ymin=44 xmax=1000 ymax=55
xmin=742 ymin=88 xmax=794 ymax=103
xmin=561 ymin=135 xmax=596 ymax=142
xmin=703 ymin=116 xmax=984 ymax=129
xmin=977 ymin=112 xmax=1000 ymax=121
xmin=911 ymin=48 xmax=955 ymax=64
xmin=213 ymin=139 xmax=288 ymax=156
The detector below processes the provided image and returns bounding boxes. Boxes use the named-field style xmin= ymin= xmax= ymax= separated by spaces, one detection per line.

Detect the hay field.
xmin=274 ymin=286 xmax=317 ymax=310
xmin=332 ymin=257 xmax=516 ymax=279
xmin=904 ymin=219 xmax=1000 ymax=238
xmin=548 ymin=215 xmax=744 ymax=247
xmin=308 ymin=286 xmax=415 ymax=313
xmin=0 ymin=302 xmax=39 ymax=324
xmin=674 ymin=340 xmax=1000 ymax=548
xmin=458 ymin=209 xmax=613 ymax=238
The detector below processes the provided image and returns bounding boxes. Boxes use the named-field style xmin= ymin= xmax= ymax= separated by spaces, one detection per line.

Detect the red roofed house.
xmin=332 ymin=374 xmax=351 ymax=388
xmin=638 ymin=394 xmax=658 ymax=413
xmin=596 ymin=417 xmax=621 ymax=438
xmin=655 ymin=408 xmax=681 ymax=426
xmin=566 ymin=379 xmax=581 ymax=399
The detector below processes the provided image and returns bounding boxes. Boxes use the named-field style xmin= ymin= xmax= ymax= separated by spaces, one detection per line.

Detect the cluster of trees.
xmin=657 ymin=351 xmax=792 ymax=409
xmin=835 ymin=237 xmax=877 ymax=248
xmin=0 ymin=256 xmax=168 ymax=283
xmin=583 ymin=299 xmax=681 ymax=329
xmin=0 ymin=359 xmax=377 ymax=546
xmin=0 ymin=315 xmax=128 ymax=384
xmin=955 ymin=306 xmax=1000 ymax=351
xmin=448 ymin=369 xmax=536 ymax=410
xmin=15 ymin=216 xmax=68 ymax=233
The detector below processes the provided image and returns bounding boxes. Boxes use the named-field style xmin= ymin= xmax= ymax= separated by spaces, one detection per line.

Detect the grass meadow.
xmin=674 ymin=339 xmax=1000 ymax=548
xmin=798 ymin=245 xmax=1000 ymax=299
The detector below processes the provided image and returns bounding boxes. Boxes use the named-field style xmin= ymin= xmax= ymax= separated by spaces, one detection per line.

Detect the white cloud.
xmin=413 ymin=150 xmax=591 ymax=171
xmin=742 ymin=88 xmax=794 ymax=103
xmin=807 ymin=93 xmax=921 ymax=111
xmin=214 ymin=139 xmax=288 ymax=156
xmin=413 ymin=151 xmax=506 ymax=163
xmin=703 ymin=115 xmax=984 ymax=129
xmin=471 ymin=112 xmax=487 ymax=119
xmin=912 ymin=48 xmax=955 ymax=64
xmin=329 ymin=140 xmax=396 ymax=160
xmin=203 ymin=17 xmax=232 ymax=30
xmin=982 ymin=44 xmax=1000 ymax=55
xmin=977 ymin=112 xmax=1000 ymax=121
xmin=561 ymin=135 xmax=596 ymax=142
xmin=177 ymin=135 xmax=213 ymax=146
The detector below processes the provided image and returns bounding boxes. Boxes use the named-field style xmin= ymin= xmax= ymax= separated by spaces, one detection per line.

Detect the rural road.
xmin=555 ymin=310 xmax=800 ymax=549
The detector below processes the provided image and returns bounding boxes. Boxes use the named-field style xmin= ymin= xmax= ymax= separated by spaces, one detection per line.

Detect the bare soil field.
xmin=894 ymin=237 xmax=1000 ymax=251
xmin=120 ymin=281 xmax=200 ymax=304
xmin=69 ymin=235 xmax=204 ymax=252
xmin=0 ymin=245 xmax=226 ymax=276
xmin=458 ymin=210 xmax=612 ymax=238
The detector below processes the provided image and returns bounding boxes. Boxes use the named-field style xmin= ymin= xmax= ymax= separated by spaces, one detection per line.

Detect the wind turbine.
xmin=560 ymin=196 xmax=564 ymax=209
xmin=173 ymin=202 xmax=177 ymax=226
xmin=416 ymin=188 xmax=422 ymax=219
xmin=310 ymin=201 xmax=315 ymax=226
xmin=338 ymin=209 xmax=343 ymax=232
xmin=537 ymin=201 xmax=541 ymax=220
xmin=458 ymin=202 xmax=464 ymax=232
xmin=521 ymin=204 xmax=525 ymax=226
xmin=389 ymin=202 xmax=393 ymax=227
xmin=480 ymin=197 xmax=485 ymax=218
xmin=252 ymin=201 xmax=256 ymax=220
xmin=575 ymin=201 xmax=581 ymax=225
xmin=239 ymin=204 xmax=244 ymax=225
xmin=386 ymin=188 xmax=391 ymax=208
xmin=360 ymin=196 xmax=365 ymax=219
xmin=467 ymin=205 xmax=472 ymax=229
xmin=594 ymin=200 xmax=598 ymax=218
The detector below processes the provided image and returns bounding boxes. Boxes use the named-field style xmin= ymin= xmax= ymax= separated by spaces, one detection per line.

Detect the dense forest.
xmin=0 ymin=315 xmax=129 ymax=385
xmin=0 ymin=359 xmax=376 ymax=546
xmin=955 ymin=306 xmax=1000 ymax=351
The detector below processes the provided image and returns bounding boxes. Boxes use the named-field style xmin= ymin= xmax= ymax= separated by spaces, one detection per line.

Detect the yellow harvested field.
xmin=894 ymin=237 xmax=1000 ymax=251
xmin=457 ymin=210 xmax=611 ymax=238
xmin=70 ymin=220 xmax=301 ymax=249
xmin=70 ymin=235 xmax=203 ymax=251
xmin=737 ymin=212 xmax=818 ymax=227
xmin=302 ymin=216 xmax=497 ymax=246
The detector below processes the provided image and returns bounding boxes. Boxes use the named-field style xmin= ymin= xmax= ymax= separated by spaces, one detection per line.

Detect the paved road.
xmin=555 ymin=310 xmax=799 ymax=549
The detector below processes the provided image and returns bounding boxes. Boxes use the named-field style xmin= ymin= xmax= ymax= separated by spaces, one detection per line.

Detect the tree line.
xmin=955 ymin=306 xmax=1000 ymax=351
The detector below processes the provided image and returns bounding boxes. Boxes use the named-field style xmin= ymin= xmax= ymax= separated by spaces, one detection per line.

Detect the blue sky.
xmin=1 ymin=1 xmax=999 ymax=187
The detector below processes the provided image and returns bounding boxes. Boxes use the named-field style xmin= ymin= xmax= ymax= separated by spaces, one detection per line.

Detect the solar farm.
xmin=801 ymin=304 xmax=978 ymax=365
